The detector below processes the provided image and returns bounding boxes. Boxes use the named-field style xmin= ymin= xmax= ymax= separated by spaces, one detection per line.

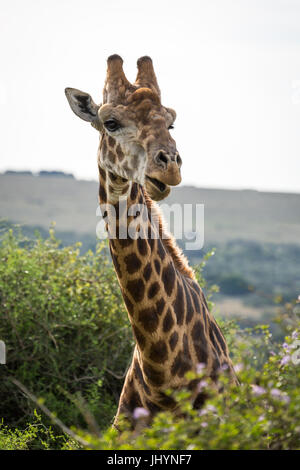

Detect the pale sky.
xmin=1 ymin=0 xmax=300 ymax=193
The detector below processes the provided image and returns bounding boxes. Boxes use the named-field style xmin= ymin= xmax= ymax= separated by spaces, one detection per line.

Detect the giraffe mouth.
xmin=145 ymin=175 xmax=168 ymax=193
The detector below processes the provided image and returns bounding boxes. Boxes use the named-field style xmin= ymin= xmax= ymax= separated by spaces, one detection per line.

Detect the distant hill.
xmin=0 ymin=173 xmax=96 ymax=235
xmin=0 ymin=173 xmax=299 ymax=245
xmin=38 ymin=171 xmax=74 ymax=178
xmin=4 ymin=170 xmax=74 ymax=178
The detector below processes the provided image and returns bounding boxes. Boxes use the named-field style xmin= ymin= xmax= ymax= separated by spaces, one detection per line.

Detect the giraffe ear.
xmin=65 ymin=88 xmax=101 ymax=129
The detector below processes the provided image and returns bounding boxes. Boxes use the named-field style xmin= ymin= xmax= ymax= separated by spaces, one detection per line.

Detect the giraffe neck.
xmin=98 ymin=164 xmax=237 ymax=424
xmin=98 ymin=164 xmax=195 ymax=376
xmin=100 ymin=163 xmax=234 ymax=393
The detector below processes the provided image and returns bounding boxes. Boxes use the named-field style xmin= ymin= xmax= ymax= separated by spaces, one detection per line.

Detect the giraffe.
xmin=65 ymin=55 xmax=237 ymax=428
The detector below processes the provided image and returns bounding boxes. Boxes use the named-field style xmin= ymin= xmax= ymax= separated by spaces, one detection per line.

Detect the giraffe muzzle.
xmin=155 ymin=151 xmax=182 ymax=170
xmin=148 ymin=150 xmax=182 ymax=187
xmin=145 ymin=176 xmax=171 ymax=201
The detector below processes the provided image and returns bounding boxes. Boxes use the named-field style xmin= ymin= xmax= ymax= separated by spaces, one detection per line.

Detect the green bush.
xmin=0 ymin=228 xmax=133 ymax=433
xmin=0 ymin=228 xmax=299 ymax=450
xmin=0 ymin=411 xmax=74 ymax=450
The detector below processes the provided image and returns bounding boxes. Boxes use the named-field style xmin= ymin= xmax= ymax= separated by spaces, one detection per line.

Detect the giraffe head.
xmin=65 ymin=55 xmax=182 ymax=201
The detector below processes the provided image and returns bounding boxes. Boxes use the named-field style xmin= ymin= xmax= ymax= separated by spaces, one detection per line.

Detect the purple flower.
xmin=292 ymin=331 xmax=298 ymax=340
xmin=201 ymin=422 xmax=208 ymax=428
xmin=206 ymin=404 xmax=217 ymax=413
xmin=282 ymin=395 xmax=291 ymax=404
xmin=280 ymin=355 xmax=290 ymax=366
xmin=270 ymin=389 xmax=290 ymax=404
xmin=196 ymin=363 xmax=206 ymax=374
xmin=233 ymin=363 xmax=243 ymax=373
xmin=270 ymin=388 xmax=281 ymax=398
xmin=251 ymin=385 xmax=266 ymax=396
xmin=133 ymin=407 xmax=150 ymax=420
xmin=197 ymin=380 xmax=208 ymax=392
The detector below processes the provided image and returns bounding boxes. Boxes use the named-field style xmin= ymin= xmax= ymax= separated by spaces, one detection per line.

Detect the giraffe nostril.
xmin=155 ymin=151 xmax=169 ymax=168
xmin=176 ymin=154 xmax=182 ymax=167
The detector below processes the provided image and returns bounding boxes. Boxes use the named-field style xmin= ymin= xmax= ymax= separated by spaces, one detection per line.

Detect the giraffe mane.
xmin=143 ymin=189 xmax=196 ymax=280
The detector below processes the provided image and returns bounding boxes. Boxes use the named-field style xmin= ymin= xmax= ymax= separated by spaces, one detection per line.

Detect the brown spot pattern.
xmin=137 ymin=237 xmax=149 ymax=256
xmin=108 ymin=150 xmax=116 ymax=163
xmin=148 ymin=281 xmax=160 ymax=299
xmin=133 ymin=325 xmax=146 ymax=350
xmin=173 ymin=281 xmax=185 ymax=325
xmin=116 ymin=144 xmax=124 ymax=161
xmin=127 ymin=279 xmax=145 ymax=302
xmin=171 ymin=350 xmax=191 ymax=378
xmin=124 ymin=252 xmax=142 ymax=274
xmin=123 ymin=293 xmax=133 ymax=312
xmin=149 ymin=340 xmax=168 ymax=363
xmin=99 ymin=183 xmax=107 ymax=203
xmin=169 ymin=331 xmax=179 ymax=351
xmin=134 ymin=359 xmax=150 ymax=395
xmin=157 ymin=240 xmax=166 ymax=261
xmin=138 ymin=307 xmax=158 ymax=333
xmin=155 ymin=297 xmax=165 ymax=316
xmin=183 ymin=283 xmax=194 ymax=324
xmin=162 ymin=308 xmax=174 ymax=333
xmin=108 ymin=136 xmax=115 ymax=147
xmin=154 ymin=259 xmax=161 ymax=275
xmin=162 ymin=262 xmax=176 ymax=297
xmin=130 ymin=183 xmax=138 ymax=201
xmin=192 ymin=321 xmax=208 ymax=363
xmin=143 ymin=263 xmax=152 ymax=281
xmin=143 ymin=362 xmax=165 ymax=386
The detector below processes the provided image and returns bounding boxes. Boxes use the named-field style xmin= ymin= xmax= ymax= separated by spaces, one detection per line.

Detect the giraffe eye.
xmin=104 ymin=119 xmax=121 ymax=132
xmin=168 ymin=125 xmax=174 ymax=130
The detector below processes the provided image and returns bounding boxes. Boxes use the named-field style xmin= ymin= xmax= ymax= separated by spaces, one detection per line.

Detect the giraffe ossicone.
xmin=65 ymin=54 xmax=237 ymax=429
